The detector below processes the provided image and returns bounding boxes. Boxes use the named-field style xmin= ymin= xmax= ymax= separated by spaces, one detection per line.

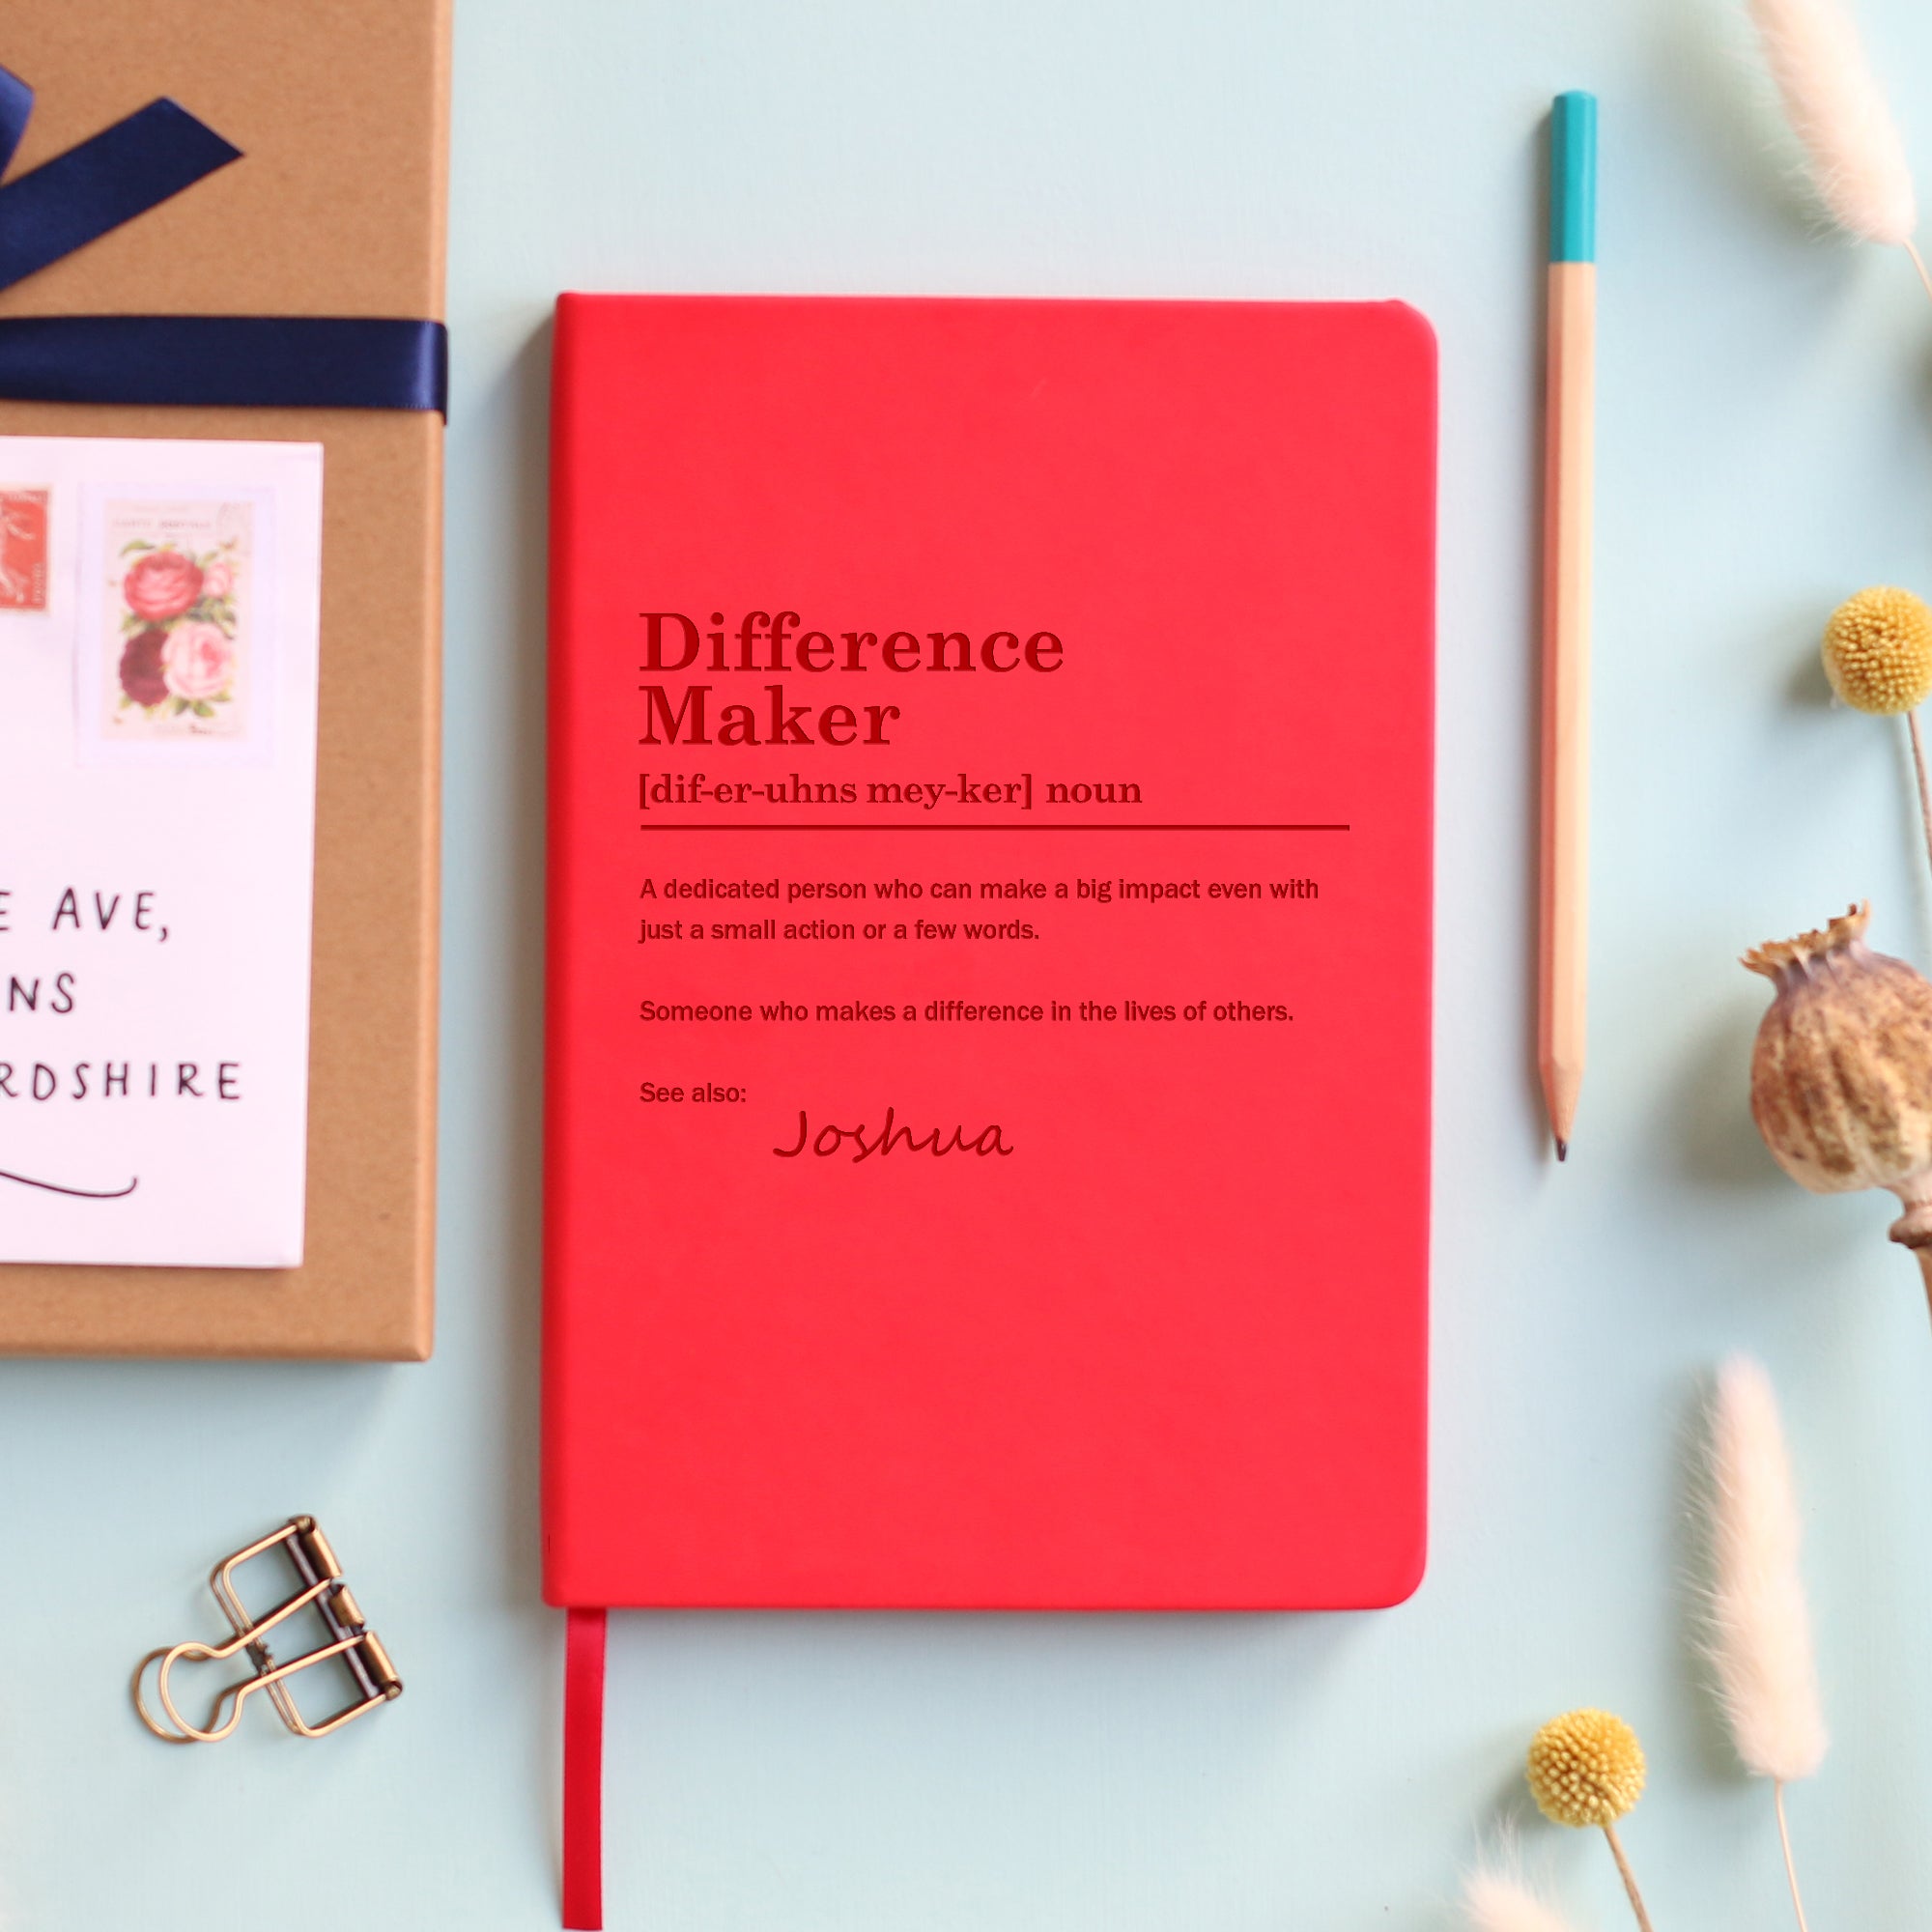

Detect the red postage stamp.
xmin=0 ymin=489 xmax=49 ymax=611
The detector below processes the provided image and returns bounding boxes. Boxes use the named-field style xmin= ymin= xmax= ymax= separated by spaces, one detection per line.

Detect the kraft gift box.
xmin=0 ymin=1 xmax=449 ymax=1357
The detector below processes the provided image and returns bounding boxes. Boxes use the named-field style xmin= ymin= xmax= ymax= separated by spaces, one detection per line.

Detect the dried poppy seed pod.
xmin=1745 ymin=903 xmax=1932 ymax=1272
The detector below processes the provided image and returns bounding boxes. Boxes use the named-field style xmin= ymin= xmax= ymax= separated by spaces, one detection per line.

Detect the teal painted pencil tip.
xmin=1549 ymin=91 xmax=1597 ymax=263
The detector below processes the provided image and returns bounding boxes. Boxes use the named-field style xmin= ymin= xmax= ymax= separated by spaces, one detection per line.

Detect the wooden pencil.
xmin=1540 ymin=91 xmax=1596 ymax=1159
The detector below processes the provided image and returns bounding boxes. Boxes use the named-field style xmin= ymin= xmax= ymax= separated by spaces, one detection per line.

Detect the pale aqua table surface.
xmin=9 ymin=0 xmax=1932 ymax=1924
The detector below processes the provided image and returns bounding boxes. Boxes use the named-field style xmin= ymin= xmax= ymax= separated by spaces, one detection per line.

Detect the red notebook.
xmin=543 ymin=293 xmax=1434 ymax=1921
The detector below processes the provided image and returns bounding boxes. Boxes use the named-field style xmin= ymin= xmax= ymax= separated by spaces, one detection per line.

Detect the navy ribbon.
xmin=0 ymin=66 xmax=446 ymax=415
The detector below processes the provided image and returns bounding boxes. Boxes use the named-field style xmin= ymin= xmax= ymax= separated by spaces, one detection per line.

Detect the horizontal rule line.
xmin=636 ymin=822 xmax=1351 ymax=833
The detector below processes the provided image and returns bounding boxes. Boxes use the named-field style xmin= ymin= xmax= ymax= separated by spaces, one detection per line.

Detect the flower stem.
xmin=1602 ymin=1821 xmax=1657 ymax=1932
xmin=1898 ymin=243 xmax=1932 ymax=888
xmin=1905 ymin=238 xmax=1932 ymax=308
xmin=1908 ymin=711 xmax=1932 ymax=881
xmin=1774 ymin=1782 xmax=1811 ymax=1932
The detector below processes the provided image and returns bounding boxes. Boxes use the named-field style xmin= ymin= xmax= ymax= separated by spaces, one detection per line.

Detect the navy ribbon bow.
xmin=0 ymin=65 xmax=446 ymax=415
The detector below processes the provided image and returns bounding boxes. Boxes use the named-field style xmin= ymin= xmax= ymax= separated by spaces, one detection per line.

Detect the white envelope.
xmin=0 ymin=435 xmax=323 ymax=1268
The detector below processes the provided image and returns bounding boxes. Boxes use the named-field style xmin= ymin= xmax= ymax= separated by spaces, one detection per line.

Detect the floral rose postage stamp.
xmin=96 ymin=499 xmax=250 ymax=742
xmin=0 ymin=488 xmax=49 ymax=611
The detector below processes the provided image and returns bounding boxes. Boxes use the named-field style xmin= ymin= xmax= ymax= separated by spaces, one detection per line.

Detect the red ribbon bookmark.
xmin=562 ymin=1606 xmax=608 ymax=1929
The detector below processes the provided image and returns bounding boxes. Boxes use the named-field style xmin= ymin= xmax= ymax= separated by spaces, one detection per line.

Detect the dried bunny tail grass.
xmin=1463 ymin=1866 xmax=1582 ymax=1932
xmin=1704 ymin=1357 xmax=1825 ymax=1931
xmin=1747 ymin=0 xmax=1917 ymax=244
xmin=1705 ymin=1356 xmax=1828 ymax=1785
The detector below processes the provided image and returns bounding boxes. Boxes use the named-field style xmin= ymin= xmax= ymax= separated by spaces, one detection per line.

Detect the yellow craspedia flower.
xmin=1822 ymin=586 xmax=1932 ymax=715
xmin=1525 ymin=1708 xmax=1646 ymax=1828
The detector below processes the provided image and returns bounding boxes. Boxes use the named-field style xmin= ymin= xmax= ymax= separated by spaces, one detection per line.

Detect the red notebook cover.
xmin=544 ymin=293 xmax=1435 ymax=1614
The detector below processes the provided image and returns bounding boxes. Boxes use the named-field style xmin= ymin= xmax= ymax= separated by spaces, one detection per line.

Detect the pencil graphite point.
xmin=1542 ymin=1059 xmax=1582 ymax=1161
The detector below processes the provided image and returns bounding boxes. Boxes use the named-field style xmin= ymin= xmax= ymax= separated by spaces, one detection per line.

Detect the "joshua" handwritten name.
xmin=774 ymin=1106 xmax=1014 ymax=1164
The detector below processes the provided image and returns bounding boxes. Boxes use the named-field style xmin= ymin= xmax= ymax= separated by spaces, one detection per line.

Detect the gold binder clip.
xmin=133 ymin=1516 xmax=402 ymax=1744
